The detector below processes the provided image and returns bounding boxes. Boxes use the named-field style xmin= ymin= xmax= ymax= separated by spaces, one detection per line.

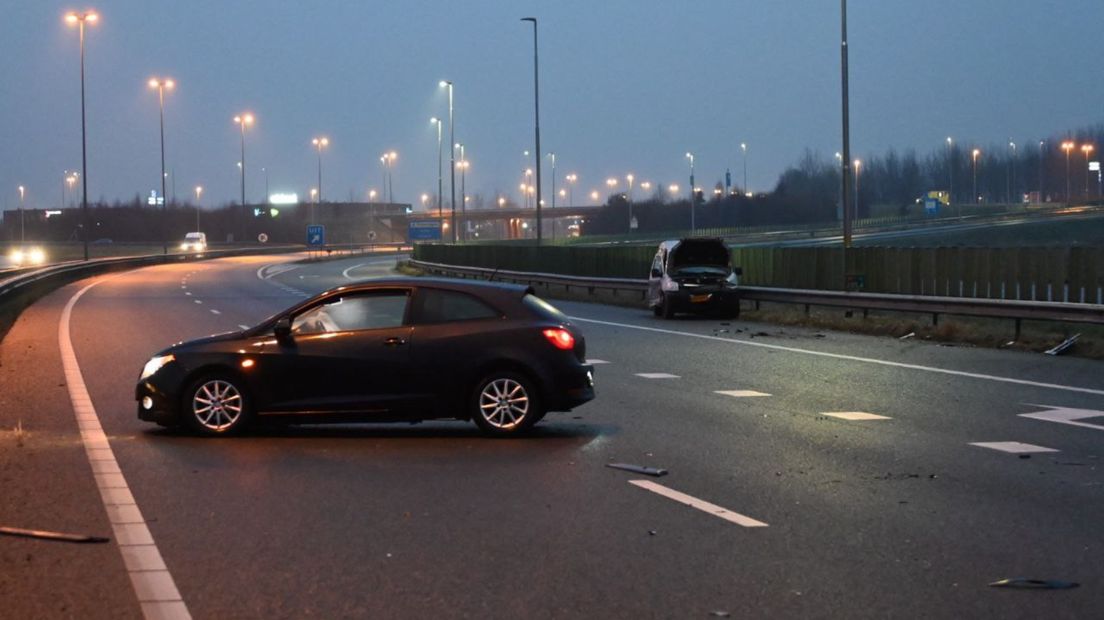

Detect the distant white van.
xmin=180 ymin=232 xmax=207 ymax=252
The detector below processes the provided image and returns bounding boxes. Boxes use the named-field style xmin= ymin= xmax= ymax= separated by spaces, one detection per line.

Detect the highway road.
xmin=2 ymin=253 xmax=1103 ymax=619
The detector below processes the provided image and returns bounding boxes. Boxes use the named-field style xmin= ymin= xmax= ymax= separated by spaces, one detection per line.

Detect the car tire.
xmin=182 ymin=374 xmax=253 ymax=437
xmin=660 ymin=294 xmax=675 ymax=319
xmin=652 ymin=303 xmax=662 ymax=317
xmin=470 ymin=371 xmax=542 ymax=437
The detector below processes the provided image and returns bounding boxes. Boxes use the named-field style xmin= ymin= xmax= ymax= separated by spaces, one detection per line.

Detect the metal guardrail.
xmin=409 ymin=260 xmax=1104 ymax=334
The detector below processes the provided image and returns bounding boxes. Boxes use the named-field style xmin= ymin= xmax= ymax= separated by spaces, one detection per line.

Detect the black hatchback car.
xmin=136 ymin=278 xmax=595 ymax=437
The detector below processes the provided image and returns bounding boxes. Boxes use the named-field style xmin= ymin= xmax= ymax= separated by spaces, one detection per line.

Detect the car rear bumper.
xmin=546 ymin=364 xmax=596 ymax=411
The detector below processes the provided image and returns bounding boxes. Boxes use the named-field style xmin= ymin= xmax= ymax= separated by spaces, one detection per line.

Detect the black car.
xmin=136 ymin=278 xmax=595 ymax=437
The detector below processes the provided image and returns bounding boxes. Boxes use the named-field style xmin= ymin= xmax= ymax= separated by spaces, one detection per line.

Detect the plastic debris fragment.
xmin=606 ymin=463 xmax=668 ymax=477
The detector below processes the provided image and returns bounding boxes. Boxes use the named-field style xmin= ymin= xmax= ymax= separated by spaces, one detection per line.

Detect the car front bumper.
xmin=665 ymin=288 xmax=740 ymax=313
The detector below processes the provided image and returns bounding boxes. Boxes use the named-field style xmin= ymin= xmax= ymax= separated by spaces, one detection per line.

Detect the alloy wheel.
xmin=192 ymin=379 xmax=243 ymax=432
xmin=478 ymin=378 xmax=530 ymax=429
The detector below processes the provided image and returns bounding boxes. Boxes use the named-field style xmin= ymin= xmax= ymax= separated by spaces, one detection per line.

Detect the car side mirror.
xmin=274 ymin=317 xmax=292 ymax=342
xmin=650 ymin=268 xmax=662 ymax=278
xmin=733 ymin=267 xmax=743 ymax=276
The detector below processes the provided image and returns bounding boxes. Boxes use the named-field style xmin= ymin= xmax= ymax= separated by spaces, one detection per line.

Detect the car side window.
xmin=412 ymin=289 xmax=501 ymax=324
xmin=291 ymin=291 xmax=409 ymax=335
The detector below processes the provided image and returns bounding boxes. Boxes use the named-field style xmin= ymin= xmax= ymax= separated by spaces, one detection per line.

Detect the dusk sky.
xmin=3 ymin=0 xmax=1103 ymax=211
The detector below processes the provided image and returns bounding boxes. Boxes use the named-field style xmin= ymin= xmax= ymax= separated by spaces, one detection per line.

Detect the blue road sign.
xmin=307 ymin=224 xmax=325 ymax=246
xmin=408 ymin=220 xmax=442 ymax=241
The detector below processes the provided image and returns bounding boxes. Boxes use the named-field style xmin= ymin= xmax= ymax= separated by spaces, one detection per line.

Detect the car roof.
xmin=324 ymin=276 xmax=532 ymax=300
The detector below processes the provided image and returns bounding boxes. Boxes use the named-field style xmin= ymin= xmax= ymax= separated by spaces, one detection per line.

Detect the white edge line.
xmin=342 ymin=263 xmax=368 ymax=280
xmin=570 ymin=316 xmax=1104 ymax=397
xmin=629 ymin=480 xmax=768 ymax=528
xmin=60 ymin=279 xmax=192 ymax=619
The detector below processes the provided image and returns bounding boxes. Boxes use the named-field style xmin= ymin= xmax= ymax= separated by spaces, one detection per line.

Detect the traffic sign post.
xmin=307 ymin=224 xmax=325 ymax=247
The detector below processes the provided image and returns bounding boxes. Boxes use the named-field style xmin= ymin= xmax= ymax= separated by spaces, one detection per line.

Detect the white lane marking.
xmin=969 ymin=441 xmax=1059 ymax=454
xmin=210 ymin=309 xmax=221 ymax=315
xmin=570 ymin=317 xmax=1104 ymax=397
xmin=60 ymin=280 xmax=192 ymax=620
xmin=715 ymin=390 xmax=771 ymax=398
xmin=184 ymin=292 xmax=191 ymax=296
xmin=822 ymin=411 xmax=891 ymax=421
xmin=238 ymin=324 xmax=250 ymax=330
xmin=586 ymin=359 xmax=610 ymax=365
xmin=193 ymin=299 xmax=202 ymax=304
xmin=635 ymin=373 xmax=680 ymax=379
xmin=256 ymin=263 xmax=299 ymax=280
xmin=342 ymin=263 xmax=369 ymax=280
xmin=629 ymin=480 xmax=768 ymax=528
xmin=1019 ymin=405 xmax=1104 ymax=432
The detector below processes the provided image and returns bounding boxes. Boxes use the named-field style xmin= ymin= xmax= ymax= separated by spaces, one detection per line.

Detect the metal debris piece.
xmin=606 ymin=463 xmax=668 ymax=477
xmin=0 ymin=526 xmax=109 ymax=544
xmin=988 ymin=578 xmax=1079 ymax=590
xmin=899 ymin=332 xmax=915 ymax=340
xmin=710 ymin=612 xmax=731 ymax=618
xmin=1045 ymin=334 xmax=1080 ymax=356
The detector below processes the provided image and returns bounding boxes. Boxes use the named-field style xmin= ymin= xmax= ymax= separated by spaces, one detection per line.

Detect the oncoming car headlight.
xmin=140 ymin=354 xmax=175 ymax=380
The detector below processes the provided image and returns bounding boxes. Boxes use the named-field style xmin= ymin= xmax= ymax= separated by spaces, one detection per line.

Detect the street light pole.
xmin=66 ymin=10 xmax=98 ymax=261
xmin=853 ymin=159 xmax=861 ymax=219
xmin=233 ymin=113 xmax=253 ymax=242
xmin=946 ymin=137 xmax=956 ymax=216
xmin=1008 ymin=140 xmax=1016 ymax=204
xmin=686 ymin=152 xmax=695 ymax=233
xmin=1062 ymin=141 xmax=1074 ymax=204
xmin=972 ymin=148 xmax=981 ymax=204
xmin=18 ymin=186 xmax=25 ymax=243
xmin=566 ymin=173 xmax=577 ymax=207
xmin=548 ymin=152 xmax=556 ymax=240
xmin=439 ymin=81 xmax=456 ymax=242
xmin=1082 ymin=144 xmax=1094 ymax=198
xmin=457 ymin=144 xmax=467 ymax=240
xmin=312 ymin=136 xmax=329 ymax=203
xmin=430 ymin=118 xmax=443 ymax=212
xmin=149 ymin=78 xmax=173 ymax=254
xmin=194 ymin=185 xmax=202 ymax=231
xmin=1038 ymin=140 xmax=1045 ymax=203
xmin=840 ymin=0 xmax=853 ymax=249
xmin=521 ymin=17 xmax=543 ymax=244
xmin=741 ymin=143 xmax=748 ymax=194
xmin=626 ymin=172 xmax=634 ymax=232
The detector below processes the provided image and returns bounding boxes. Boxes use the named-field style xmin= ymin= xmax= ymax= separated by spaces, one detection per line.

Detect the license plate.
xmin=690 ymin=293 xmax=711 ymax=303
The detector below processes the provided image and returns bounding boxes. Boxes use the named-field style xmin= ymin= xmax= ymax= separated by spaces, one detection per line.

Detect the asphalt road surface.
xmin=2 ymin=252 xmax=1102 ymax=619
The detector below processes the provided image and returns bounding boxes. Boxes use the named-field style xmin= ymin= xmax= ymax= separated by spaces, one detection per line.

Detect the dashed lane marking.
xmin=61 ymin=279 xmax=192 ymax=620
xmin=587 ymin=359 xmax=610 ymax=365
xmin=193 ymin=300 xmax=202 ymax=304
xmin=210 ymin=309 xmax=220 ymax=315
xmin=635 ymin=373 xmax=680 ymax=379
xmin=715 ymin=390 xmax=771 ymax=398
xmin=969 ymin=441 xmax=1059 ymax=454
xmin=629 ymin=480 xmax=768 ymax=528
xmin=238 ymin=324 xmax=250 ymax=331
xmin=569 ymin=317 xmax=1104 ymax=397
xmin=184 ymin=292 xmax=191 ymax=296
xmin=822 ymin=412 xmax=891 ymax=421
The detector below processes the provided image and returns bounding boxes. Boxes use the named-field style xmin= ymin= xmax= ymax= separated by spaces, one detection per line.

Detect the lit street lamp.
xmin=972 ymin=148 xmax=981 ymax=204
xmin=149 ymin=77 xmax=174 ymax=254
xmin=946 ymin=136 xmax=956 ymax=215
xmin=740 ymin=142 xmax=748 ymax=193
xmin=566 ymin=173 xmax=577 ymax=207
xmin=380 ymin=151 xmax=397 ymax=204
xmin=1062 ymin=141 xmax=1075 ymax=203
xmin=194 ymin=185 xmax=202 ymax=230
xmin=853 ymin=159 xmax=861 ymax=217
xmin=312 ymin=136 xmax=329 ymax=203
xmin=233 ymin=112 xmax=254 ymax=241
xmin=17 ymin=185 xmax=25 ymax=242
xmin=1008 ymin=140 xmax=1016 ymax=204
xmin=65 ymin=9 xmax=98 ymax=260
xmin=456 ymin=143 xmax=468 ymax=239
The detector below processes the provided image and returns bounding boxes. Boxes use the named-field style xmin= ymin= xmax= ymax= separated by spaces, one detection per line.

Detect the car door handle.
xmin=383 ymin=337 xmax=407 ymax=347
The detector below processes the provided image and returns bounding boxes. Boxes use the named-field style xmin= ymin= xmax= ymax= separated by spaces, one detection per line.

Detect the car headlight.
xmin=661 ymin=278 xmax=679 ymax=292
xmin=180 ymin=243 xmax=189 ymax=250
xmin=28 ymin=248 xmax=46 ymax=264
xmin=140 ymin=354 xmax=175 ymax=380
xmin=10 ymin=249 xmax=25 ymax=265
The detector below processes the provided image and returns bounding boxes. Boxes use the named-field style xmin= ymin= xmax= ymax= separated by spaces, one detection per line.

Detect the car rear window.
xmin=522 ymin=294 xmax=568 ymax=322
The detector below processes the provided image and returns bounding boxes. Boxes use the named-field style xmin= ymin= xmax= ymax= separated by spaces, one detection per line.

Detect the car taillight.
xmin=542 ymin=328 xmax=575 ymax=350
